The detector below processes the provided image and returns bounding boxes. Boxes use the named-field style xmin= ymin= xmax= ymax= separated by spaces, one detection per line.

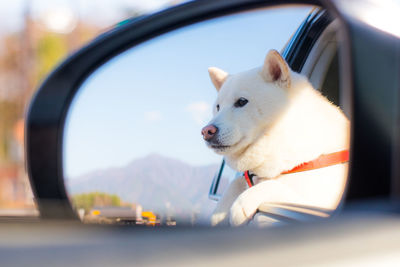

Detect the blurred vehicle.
xmin=141 ymin=211 xmax=159 ymax=226
xmin=1 ymin=0 xmax=399 ymax=265
xmin=87 ymin=206 xmax=138 ymax=224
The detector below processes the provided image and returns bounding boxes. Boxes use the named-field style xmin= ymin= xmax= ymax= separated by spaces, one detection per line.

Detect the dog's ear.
xmin=261 ymin=49 xmax=291 ymax=88
xmin=208 ymin=67 xmax=228 ymax=91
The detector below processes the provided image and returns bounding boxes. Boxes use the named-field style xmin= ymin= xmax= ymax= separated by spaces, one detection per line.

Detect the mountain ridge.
xmin=67 ymin=154 xmax=221 ymax=222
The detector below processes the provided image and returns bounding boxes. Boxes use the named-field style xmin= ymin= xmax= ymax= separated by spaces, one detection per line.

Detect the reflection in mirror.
xmin=64 ymin=5 xmax=350 ymax=227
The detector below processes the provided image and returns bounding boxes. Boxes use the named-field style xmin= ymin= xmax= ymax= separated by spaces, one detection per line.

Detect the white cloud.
xmin=144 ymin=110 xmax=162 ymax=122
xmin=186 ymin=101 xmax=212 ymax=125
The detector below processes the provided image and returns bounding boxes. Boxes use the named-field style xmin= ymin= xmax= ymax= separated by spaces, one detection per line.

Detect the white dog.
xmin=202 ymin=50 xmax=349 ymax=226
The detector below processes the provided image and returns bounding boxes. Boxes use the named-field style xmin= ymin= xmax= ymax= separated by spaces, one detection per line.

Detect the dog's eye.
xmin=216 ymin=104 xmax=220 ymax=111
xmin=234 ymin=97 xmax=248 ymax=108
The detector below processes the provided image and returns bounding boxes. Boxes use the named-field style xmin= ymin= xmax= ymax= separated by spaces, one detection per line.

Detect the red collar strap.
xmin=245 ymin=150 xmax=349 ymax=188
xmin=244 ymin=170 xmax=255 ymax=187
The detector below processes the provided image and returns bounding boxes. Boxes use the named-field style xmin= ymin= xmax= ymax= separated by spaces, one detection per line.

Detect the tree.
xmin=72 ymin=192 xmax=123 ymax=212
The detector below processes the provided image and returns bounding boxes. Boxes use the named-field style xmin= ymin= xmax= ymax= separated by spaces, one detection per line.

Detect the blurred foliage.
xmin=0 ymin=21 xmax=99 ymax=165
xmin=72 ymin=192 xmax=123 ymax=212
xmin=0 ymin=101 xmax=19 ymax=163
xmin=0 ymin=34 xmax=20 ymax=70
xmin=36 ymin=33 xmax=68 ymax=83
xmin=0 ymin=34 xmax=22 ymax=165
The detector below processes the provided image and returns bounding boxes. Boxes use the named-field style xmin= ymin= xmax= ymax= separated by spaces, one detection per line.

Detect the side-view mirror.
xmin=26 ymin=0 xmax=397 ymax=227
xmin=26 ymin=1 xmax=353 ymax=225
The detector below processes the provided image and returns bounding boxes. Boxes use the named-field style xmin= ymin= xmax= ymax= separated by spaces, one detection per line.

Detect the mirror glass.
xmin=64 ymin=5 xmax=350 ymax=227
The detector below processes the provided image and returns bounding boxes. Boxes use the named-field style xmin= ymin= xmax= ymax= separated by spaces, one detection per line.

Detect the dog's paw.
xmin=210 ymin=211 xmax=229 ymax=226
xmin=229 ymin=193 xmax=259 ymax=226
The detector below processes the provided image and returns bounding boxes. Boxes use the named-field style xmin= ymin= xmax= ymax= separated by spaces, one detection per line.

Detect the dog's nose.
xmin=201 ymin=124 xmax=218 ymax=141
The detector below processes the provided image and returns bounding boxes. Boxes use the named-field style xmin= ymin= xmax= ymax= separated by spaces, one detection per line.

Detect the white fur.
xmin=206 ymin=50 xmax=349 ymax=226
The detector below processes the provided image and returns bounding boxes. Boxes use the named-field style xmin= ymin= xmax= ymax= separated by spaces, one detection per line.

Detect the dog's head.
xmin=202 ymin=50 xmax=292 ymax=156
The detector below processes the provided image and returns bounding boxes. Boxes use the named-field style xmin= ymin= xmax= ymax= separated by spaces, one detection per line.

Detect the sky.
xmin=62 ymin=5 xmax=312 ymax=178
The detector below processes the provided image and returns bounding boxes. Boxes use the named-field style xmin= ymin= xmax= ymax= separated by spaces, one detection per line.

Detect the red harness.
xmin=244 ymin=150 xmax=349 ymax=188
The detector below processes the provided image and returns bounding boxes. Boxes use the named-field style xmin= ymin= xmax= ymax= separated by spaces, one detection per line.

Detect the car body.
xmin=1 ymin=0 xmax=399 ymax=265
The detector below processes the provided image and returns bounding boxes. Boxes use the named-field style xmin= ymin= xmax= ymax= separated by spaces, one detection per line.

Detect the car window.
xmin=62 ymin=6 xmax=312 ymax=225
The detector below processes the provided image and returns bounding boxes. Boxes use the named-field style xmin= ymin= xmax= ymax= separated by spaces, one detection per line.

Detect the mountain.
xmin=66 ymin=154 xmax=221 ymax=223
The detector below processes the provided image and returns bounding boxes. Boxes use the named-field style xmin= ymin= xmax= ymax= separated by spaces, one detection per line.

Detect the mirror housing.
xmin=30 ymin=0 xmax=391 ymax=220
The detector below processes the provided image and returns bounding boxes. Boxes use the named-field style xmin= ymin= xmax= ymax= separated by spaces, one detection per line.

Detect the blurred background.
xmin=0 ymin=0 xmax=183 ymax=213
